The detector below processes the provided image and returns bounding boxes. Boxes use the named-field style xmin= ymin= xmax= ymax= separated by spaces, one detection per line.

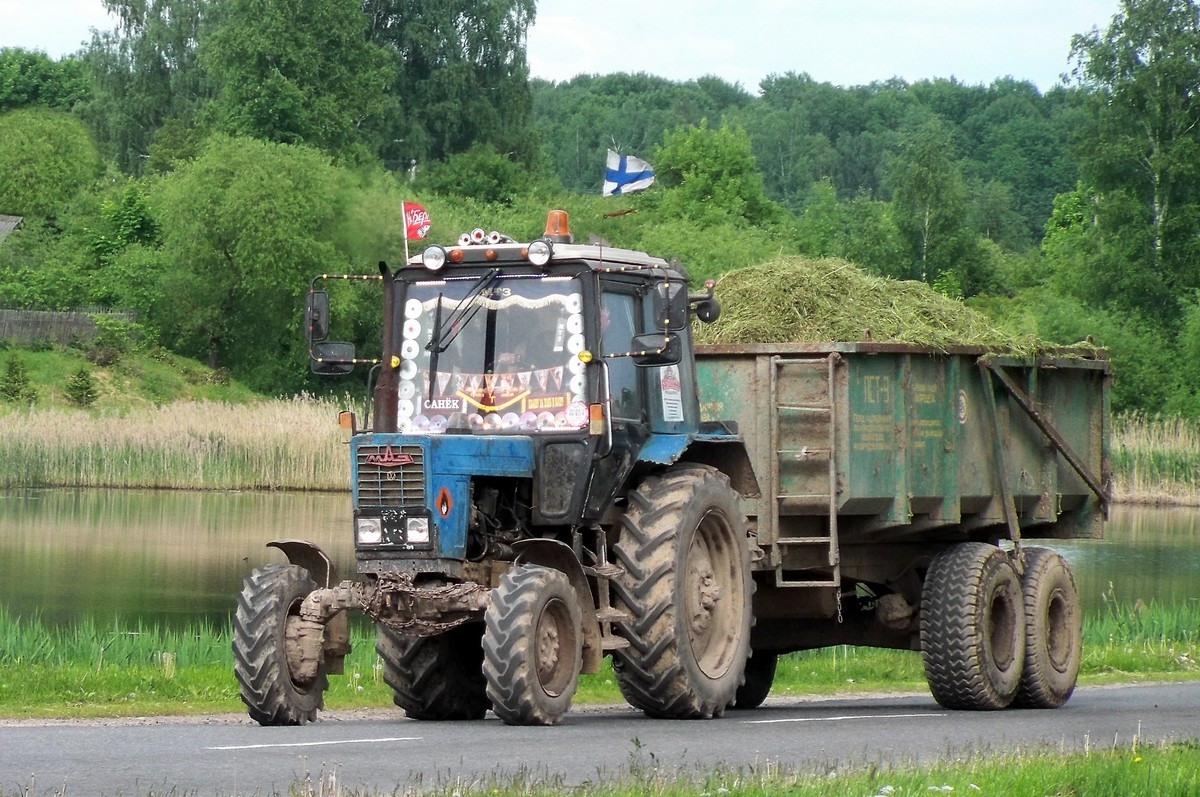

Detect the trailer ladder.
xmin=769 ymin=355 xmax=842 ymax=597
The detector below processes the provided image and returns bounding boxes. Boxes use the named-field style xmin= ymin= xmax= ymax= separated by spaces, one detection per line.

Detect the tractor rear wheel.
xmin=376 ymin=623 xmax=489 ymax=720
xmin=233 ymin=563 xmax=328 ymax=726
xmin=482 ymin=564 xmax=582 ymax=726
xmin=1013 ymin=548 xmax=1082 ymax=708
xmin=920 ymin=543 xmax=1024 ymax=710
xmin=611 ymin=464 xmax=752 ymax=719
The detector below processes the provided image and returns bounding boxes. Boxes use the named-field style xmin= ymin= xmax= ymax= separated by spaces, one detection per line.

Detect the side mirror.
xmin=311 ymin=341 xmax=356 ymax=375
xmin=306 ymin=291 xmax=330 ymax=342
xmin=652 ymin=281 xmax=689 ymax=331
xmin=689 ymin=281 xmax=721 ymax=324
xmin=630 ymin=332 xmax=682 ymax=367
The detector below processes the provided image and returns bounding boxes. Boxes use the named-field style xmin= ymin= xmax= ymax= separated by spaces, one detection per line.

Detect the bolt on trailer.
xmin=233 ymin=209 xmax=1110 ymax=727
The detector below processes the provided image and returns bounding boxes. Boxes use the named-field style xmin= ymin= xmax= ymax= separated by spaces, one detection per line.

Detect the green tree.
xmin=0 ymin=108 xmax=102 ymax=219
xmin=654 ymin=120 xmax=783 ymax=227
xmin=365 ymin=0 xmax=537 ymax=167
xmin=0 ymin=355 xmax=37 ymax=404
xmin=146 ymin=135 xmax=350 ymax=392
xmin=0 ymin=48 xmax=90 ymax=112
xmin=78 ymin=0 xmax=210 ymax=173
xmin=887 ymin=117 xmax=971 ymax=284
xmin=64 ymin=367 xmax=100 ymax=407
xmin=201 ymin=0 xmax=392 ymax=163
xmin=1068 ymin=0 xmax=1200 ymax=320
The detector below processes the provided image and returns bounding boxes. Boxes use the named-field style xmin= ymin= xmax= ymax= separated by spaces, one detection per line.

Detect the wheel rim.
xmin=283 ymin=598 xmax=316 ymax=690
xmin=987 ymin=587 xmax=1017 ymax=672
xmin=535 ymin=597 xmax=576 ymax=697
xmin=686 ymin=509 xmax=741 ymax=678
xmin=1045 ymin=586 xmax=1073 ymax=672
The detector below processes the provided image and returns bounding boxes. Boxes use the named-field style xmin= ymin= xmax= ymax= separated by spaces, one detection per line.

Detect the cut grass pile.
xmin=694 ymin=257 xmax=1052 ymax=354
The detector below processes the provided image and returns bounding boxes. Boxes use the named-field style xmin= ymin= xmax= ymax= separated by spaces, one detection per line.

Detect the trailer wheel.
xmin=233 ymin=563 xmax=328 ymax=726
xmin=921 ymin=543 xmax=1024 ymax=711
xmin=482 ymin=564 xmax=582 ymax=726
xmin=1013 ymin=548 xmax=1082 ymax=709
xmin=611 ymin=464 xmax=752 ymax=719
xmin=376 ymin=623 xmax=489 ymax=721
xmin=731 ymin=651 xmax=777 ymax=710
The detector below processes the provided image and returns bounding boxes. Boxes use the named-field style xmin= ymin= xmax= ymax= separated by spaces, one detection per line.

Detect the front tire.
xmin=233 ymin=563 xmax=328 ymax=726
xmin=376 ymin=623 xmax=489 ymax=721
xmin=1013 ymin=548 xmax=1082 ymax=708
xmin=482 ymin=564 xmax=582 ymax=726
xmin=612 ymin=465 xmax=752 ymax=719
xmin=920 ymin=543 xmax=1025 ymax=711
xmin=731 ymin=651 xmax=778 ymax=710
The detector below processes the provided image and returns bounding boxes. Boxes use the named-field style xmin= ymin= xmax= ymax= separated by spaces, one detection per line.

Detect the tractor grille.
xmin=355 ymin=444 xmax=425 ymax=506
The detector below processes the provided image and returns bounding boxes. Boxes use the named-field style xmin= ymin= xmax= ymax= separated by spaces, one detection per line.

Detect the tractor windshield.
xmin=396 ymin=274 xmax=589 ymax=434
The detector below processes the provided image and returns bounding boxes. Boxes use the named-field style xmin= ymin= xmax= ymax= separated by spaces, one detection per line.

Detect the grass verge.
xmin=0 ymin=597 xmax=1196 ymax=720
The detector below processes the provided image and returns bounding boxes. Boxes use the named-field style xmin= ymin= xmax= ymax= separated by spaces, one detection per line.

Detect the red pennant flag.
xmin=403 ymin=202 xmax=431 ymax=241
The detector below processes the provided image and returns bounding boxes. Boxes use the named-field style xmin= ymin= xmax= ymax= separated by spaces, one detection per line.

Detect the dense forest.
xmin=2 ymin=0 xmax=1200 ymax=418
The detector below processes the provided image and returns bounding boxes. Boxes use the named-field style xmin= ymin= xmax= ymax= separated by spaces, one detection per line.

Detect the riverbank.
xmin=2 ymin=400 xmax=1198 ymax=503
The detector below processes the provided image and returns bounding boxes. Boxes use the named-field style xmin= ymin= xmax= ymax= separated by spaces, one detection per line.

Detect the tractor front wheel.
xmin=233 ymin=563 xmax=328 ymax=726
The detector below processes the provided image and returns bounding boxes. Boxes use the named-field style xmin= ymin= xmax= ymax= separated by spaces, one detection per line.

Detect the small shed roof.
xmin=0 ymin=214 xmax=23 ymax=241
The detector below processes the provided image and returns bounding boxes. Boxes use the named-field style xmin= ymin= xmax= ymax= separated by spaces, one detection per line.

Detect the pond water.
xmin=0 ymin=488 xmax=1197 ymax=626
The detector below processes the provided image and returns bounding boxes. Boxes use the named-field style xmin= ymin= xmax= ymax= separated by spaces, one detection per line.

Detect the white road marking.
xmin=745 ymin=713 xmax=947 ymax=725
xmin=209 ymin=736 xmax=420 ymax=751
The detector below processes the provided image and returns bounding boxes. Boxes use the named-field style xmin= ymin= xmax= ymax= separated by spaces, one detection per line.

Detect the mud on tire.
xmin=233 ymin=563 xmax=328 ymax=726
xmin=376 ymin=623 xmax=489 ymax=721
xmin=920 ymin=543 xmax=1025 ymax=711
xmin=611 ymin=464 xmax=752 ymax=719
xmin=483 ymin=564 xmax=582 ymax=726
xmin=1013 ymin=547 xmax=1082 ymax=709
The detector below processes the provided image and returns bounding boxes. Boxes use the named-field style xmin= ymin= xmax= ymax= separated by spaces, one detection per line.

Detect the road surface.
xmin=2 ymin=683 xmax=1197 ymax=796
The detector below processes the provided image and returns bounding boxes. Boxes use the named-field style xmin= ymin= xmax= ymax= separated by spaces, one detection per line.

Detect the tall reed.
xmin=0 ymin=396 xmax=348 ymax=490
xmin=1111 ymin=412 xmax=1200 ymax=505
xmin=4 ymin=399 xmax=1200 ymax=503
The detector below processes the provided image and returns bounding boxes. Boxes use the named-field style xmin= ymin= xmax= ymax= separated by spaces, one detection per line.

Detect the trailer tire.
xmin=483 ymin=564 xmax=582 ymax=726
xmin=731 ymin=651 xmax=777 ymax=709
xmin=611 ymin=464 xmax=752 ymax=719
xmin=1013 ymin=548 xmax=1082 ymax=709
xmin=921 ymin=543 xmax=1024 ymax=711
xmin=233 ymin=563 xmax=327 ymax=726
xmin=376 ymin=623 xmax=489 ymax=721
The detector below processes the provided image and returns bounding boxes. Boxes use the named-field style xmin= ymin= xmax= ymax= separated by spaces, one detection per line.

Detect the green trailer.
xmin=695 ymin=342 xmax=1110 ymax=711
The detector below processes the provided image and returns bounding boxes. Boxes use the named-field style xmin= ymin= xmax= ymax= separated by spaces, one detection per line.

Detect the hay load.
xmin=693 ymin=256 xmax=1041 ymax=354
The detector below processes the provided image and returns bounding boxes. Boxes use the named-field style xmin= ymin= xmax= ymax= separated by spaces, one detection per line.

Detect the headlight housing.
xmin=406 ymin=517 xmax=430 ymax=544
xmin=356 ymin=516 xmax=383 ymax=545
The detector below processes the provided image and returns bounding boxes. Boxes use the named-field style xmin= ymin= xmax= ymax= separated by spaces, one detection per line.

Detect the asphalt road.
xmin=2 ymin=683 xmax=1197 ymax=796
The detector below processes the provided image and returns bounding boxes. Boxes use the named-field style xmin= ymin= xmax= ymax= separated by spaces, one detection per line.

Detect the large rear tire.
xmin=1013 ymin=548 xmax=1082 ymax=709
xmin=376 ymin=623 xmax=489 ymax=720
xmin=233 ymin=563 xmax=328 ymax=726
xmin=482 ymin=564 xmax=582 ymax=726
xmin=611 ymin=464 xmax=752 ymax=719
xmin=920 ymin=543 xmax=1024 ymax=711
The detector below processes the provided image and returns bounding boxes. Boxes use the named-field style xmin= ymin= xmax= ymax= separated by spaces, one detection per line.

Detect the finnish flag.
xmin=603 ymin=149 xmax=655 ymax=196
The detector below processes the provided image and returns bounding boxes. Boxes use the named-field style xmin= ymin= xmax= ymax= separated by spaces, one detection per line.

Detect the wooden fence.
xmin=0 ymin=309 xmax=136 ymax=346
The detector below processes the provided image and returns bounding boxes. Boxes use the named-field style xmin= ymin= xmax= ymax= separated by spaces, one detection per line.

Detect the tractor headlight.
xmin=406 ymin=517 xmax=430 ymax=544
xmin=356 ymin=516 xmax=383 ymax=545
xmin=421 ymin=245 xmax=447 ymax=271
xmin=527 ymin=239 xmax=553 ymax=267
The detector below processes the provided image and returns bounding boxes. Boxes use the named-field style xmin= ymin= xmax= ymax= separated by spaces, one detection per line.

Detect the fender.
xmin=267 ymin=539 xmax=350 ymax=674
xmin=511 ymin=538 xmax=603 ymax=674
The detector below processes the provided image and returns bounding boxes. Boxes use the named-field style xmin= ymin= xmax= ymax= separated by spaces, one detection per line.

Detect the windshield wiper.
xmin=424 ymin=269 xmax=498 ymax=405
xmin=426 ymin=268 xmax=498 ymax=355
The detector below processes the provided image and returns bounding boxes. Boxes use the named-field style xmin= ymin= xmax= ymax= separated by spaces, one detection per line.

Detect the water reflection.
xmin=0 ymin=489 xmax=353 ymax=626
xmin=0 ymin=489 xmax=1197 ymax=626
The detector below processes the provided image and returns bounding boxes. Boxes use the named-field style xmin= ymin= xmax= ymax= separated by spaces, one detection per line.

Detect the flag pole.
xmin=402 ymin=201 xmax=411 ymax=265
